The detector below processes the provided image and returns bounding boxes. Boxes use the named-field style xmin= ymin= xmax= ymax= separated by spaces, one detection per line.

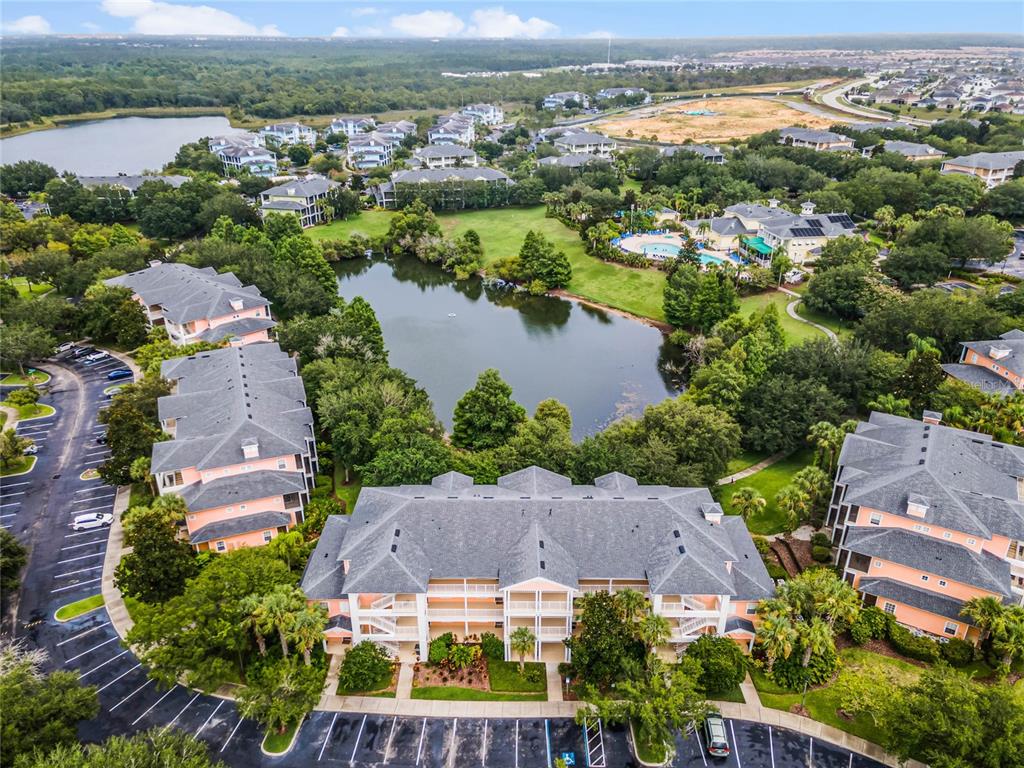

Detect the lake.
xmin=336 ymin=256 xmax=684 ymax=439
xmin=0 ymin=116 xmax=243 ymax=175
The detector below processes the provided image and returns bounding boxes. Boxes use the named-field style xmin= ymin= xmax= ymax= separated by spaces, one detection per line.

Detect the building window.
xmin=944 ymin=622 xmax=958 ymax=636
xmin=921 ymin=575 xmax=929 ymax=582
xmin=226 ymin=507 xmax=233 ymax=514
xmin=240 ymin=504 xmax=247 ymax=511
xmin=883 ymin=602 xmax=897 ymax=615
xmin=263 ymin=531 xmax=273 ymax=543
xmin=745 ymin=604 xmax=757 ymax=615
xmin=278 ymin=459 xmax=287 ymax=470
xmin=943 ymin=531 xmax=952 ymax=540
xmin=215 ymin=541 xmax=227 ymax=553
xmin=967 ymin=538 xmax=976 ymax=546
xmin=869 ymin=513 xmax=882 ymax=526
xmin=873 ymin=560 xmax=882 ymax=568
xmin=283 ymin=492 xmax=301 ymax=510
xmin=938 ymin=579 xmax=947 ymax=587
xmin=244 ymin=464 xmax=253 ymax=472
xmin=913 ymin=524 xmax=930 ymax=533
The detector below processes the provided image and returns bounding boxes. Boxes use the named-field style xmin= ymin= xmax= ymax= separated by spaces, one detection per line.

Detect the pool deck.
xmin=616 ymin=231 xmax=744 ymax=265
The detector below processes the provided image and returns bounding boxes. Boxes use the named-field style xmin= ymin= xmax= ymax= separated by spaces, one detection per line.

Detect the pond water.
xmin=336 ymin=256 xmax=685 ymax=439
xmin=0 ymin=116 xmax=243 ymax=175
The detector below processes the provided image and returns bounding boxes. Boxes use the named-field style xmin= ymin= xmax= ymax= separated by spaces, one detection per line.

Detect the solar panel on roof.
xmin=804 ymin=217 xmax=822 ymax=227
xmin=790 ymin=227 xmax=825 ymax=237
xmin=826 ymin=214 xmax=855 ymax=228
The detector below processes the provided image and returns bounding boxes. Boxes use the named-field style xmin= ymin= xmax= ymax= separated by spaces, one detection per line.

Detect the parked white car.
xmin=23 ymin=444 xmax=38 ymax=455
xmin=71 ymin=512 xmax=113 ymax=531
xmin=85 ymin=352 xmax=108 ymax=362
xmin=56 ymin=342 xmax=75 ymax=354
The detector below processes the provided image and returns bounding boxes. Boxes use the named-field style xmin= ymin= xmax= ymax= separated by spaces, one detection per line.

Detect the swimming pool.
xmin=643 ymin=243 xmax=682 ymax=257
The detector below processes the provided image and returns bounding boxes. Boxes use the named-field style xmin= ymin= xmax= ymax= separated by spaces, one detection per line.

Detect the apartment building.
xmin=428 ymin=114 xmax=476 ymax=145
xmin=154 ymin=343 xmax=318 ymax=552
xmin=778 ymin=127 xmax=856 ymax=152
xmin=878 ymin=140 xmax=947 ymax=162
xmin=301 ymin=467 xmax=774 ymax=660
xmin=375 ymin=120 xmax=418 ymax=143
xmin=662 ymin=144 xmax=726 ymax=164
xmin=347 ymin=132 xmax=397 ymax=170
xmin=260 ymin=122 xmax=317 ymax=146
xmin=370 ymin=167 xmax=512 ymax=209
xmin=942 ymin=329 xmax=1024 ymax=396
xmin=595 ymin=87 xmax=651 ymax=104
xmin=553 ymin=131 xmax=617 ymax=157
xmin=543 ymin=91 xmax=590 ymax=110
xmin=105 ymin=262 xmax=276 ymax=346
xmin=413 ymin=144 xmax=479 ymax=170
xmin=259 ymin=178 xmax=340 ymax=228
xmin=209 ymin=135 xmax=279 ymax=177
xmin=460 ymin=103 xmax=504 ymax=126
xmin=714 ymin=200 xmax=858 ymax=265
xmin=827 ymin=412 xmax=1024 ymax=643
xmin=328 ymin=117 xmax=376 ymax=137
xmin=941 ymin=151 xmax=1024 ymax=188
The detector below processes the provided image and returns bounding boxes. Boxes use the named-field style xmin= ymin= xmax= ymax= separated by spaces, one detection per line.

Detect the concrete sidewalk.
xmin=100 ymin=484 xmax=134 ymax=638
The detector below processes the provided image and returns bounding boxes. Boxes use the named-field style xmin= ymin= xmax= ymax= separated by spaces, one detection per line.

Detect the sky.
xmin=1 ymin=1 xmax=1022 ymax=39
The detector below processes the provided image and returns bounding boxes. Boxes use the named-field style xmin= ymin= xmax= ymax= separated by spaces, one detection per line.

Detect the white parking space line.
xmin=318 ymin=712 xmax=338 ymax=761
xmin=219 ymin=716 xmax=244 ymax=753
xmin=67 ymin=506 xmax=111 ymax=516
xmin=848 ymin=753 xmax=853 ymax=768
xmin=514 ymin=720 xmax=519 ymax=768
xmin=1 ymin=492 xmax=25 ymax=498
xmin=162 ymin=692 xmax=201 ymax=733
xmin=97 ymin=663 xmax=142 ymax=693
xmin=1 ymin=481 xmax=30 ymax=488
xmin=351 ymin=714 xmax=367 ymax=763
xmin=195 ymin=699 xmax=224 ymax=736
xmin=447 ymin=719 xmax=458 ymax=768
xmin=73 ymin=494 xmax=115 ymax=504
xmin=544 ymin=720 xmax=551 ymax=768
xmin=0 ymin=524 xmax=11 ymax=531
xmin=52 ymin=577 xmax=103 ymax=594
xmin=81 ymin=459 xmax=108 ymax=466
xmin=768 ymin=726 xmax=775 ymax=768
xmin=61 ymin=539 xmax=108 ymax=551
xmin=84 ymin=450 xmax=111 ymax=458
xmin=111 ymin=679 xmax=153 ymax=710
xmin=79 ymin=649 xmax=130 ymax=679
xmin=694 ymin=728 xmax=707 ymax=766
xmin=809 ymin=738 xmax=813 ymax=765
xmin=416 ymin=717 xmax=427 ymax=765
xmin=57 ymin=621 xmax=110 ymax=646
xmin=55 ymin=564 xmax=104 ymax=578
xmin=729 ymin=721 xmax=741 ymax=768
xmin=480 ymin=720 xmax=487 ymax=767
xmin=58 ymin=552 xmax=105 ymax=564
xmin=65 ymin=528 xmax=110 ymax=538
xmin=63 ymin=636 xmax=118 ymax=664
xmin=131 ymin=685 xmax=179 ymax=726
xmin=384 ymin=716 xmax=397 ymax=764
xmin=0 ymin=502 xmax=22 ymax=508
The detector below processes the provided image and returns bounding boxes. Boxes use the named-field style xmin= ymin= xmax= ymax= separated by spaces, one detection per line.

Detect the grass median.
xmin=411 ymin=686 xmax=546 ymax=702
xmin=55 ymin=594 xmax=104 ymax=622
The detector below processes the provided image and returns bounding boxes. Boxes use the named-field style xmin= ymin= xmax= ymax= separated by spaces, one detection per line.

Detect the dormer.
xmin=922 ymin=410 xmax=943 ymax=426
xmin=907 ymin=493 xmax=929 ymax=518
xmin=767 ymin=198 xmax=780 ymax=209
xmin=989 ymin=344 xmax=1011 ymax=361
xmin=229 ymin=298 xmax=245 ymax=311
xmin=800 ymin=201 xmax=816 ymax=216
xmin=242 ymin=438 xmax=259 ymax=460
xmin=701 ymin=502 xmax=724 ymax=525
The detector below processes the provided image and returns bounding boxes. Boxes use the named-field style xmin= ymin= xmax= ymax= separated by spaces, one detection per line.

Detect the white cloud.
xmin=466 ymin=7 xmax=558 ymax=38
xmin=582 ymin=30 xmax=616 ymax=39
xmin=350 ymin=7 xmax=380 ymax=17
xmin=82 ymin=21 xmax=103 ymax=32
xmin=99 ymin=0 xmax=283 ymax=36
xmin=331 ymin=26 xmax=350 ymax=37
xmin=356 ymin=26 xmax=384 ymax=37
xmin=390 ymin=10 xmax=464 ymax=38
xmin=2 ymin=15 xmax=52 ymax=34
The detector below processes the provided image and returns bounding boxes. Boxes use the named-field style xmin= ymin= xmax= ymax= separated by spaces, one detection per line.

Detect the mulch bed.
xmin=414 ymin=662 xmax=489 ymax=691
xmin=834 ymin=634 xmax=930 ymax=668
xmin=784 ymin=536 xmax=816 ymax=571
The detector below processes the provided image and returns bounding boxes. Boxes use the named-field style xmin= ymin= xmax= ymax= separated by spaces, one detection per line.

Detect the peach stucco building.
xmin=301 ymin=467 xmax=774 ymax=661
xmin=828 ymin=412 xmax=1024 ymax=643
xmin=106 ymin=262 xmax=276 ymax=347
xmin=941 ymin=329 xmax=1024 ymax=397
xmin=153 ymin=343 xmax=318 ymax=552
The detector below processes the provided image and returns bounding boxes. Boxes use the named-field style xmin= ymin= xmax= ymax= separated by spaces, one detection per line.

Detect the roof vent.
xmin=229 ymin=298 xmax=244 ymax=311
xmin=907 ymin=493 xmax=929 ymax=518
xmin=800 ymin=201 xmax=816 ymax=216
xmin=989 ymin=344 xmax=1012 ymax=361
xmin=922 ymin=410 xmax=942 ymax=425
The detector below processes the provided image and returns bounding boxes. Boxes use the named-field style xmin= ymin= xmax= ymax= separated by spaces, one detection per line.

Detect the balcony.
xmin=365 ymin=627 xmax=419 ymax=641
xmin=506 ymin=601 xmax=573 ymax=614
xmin=538 ymin=627 xmax=570 ymax=639
xmin=427 ymin=583 xmax=498 ymax=596
xmin=428 ymin=608 xmax=503 ymax=620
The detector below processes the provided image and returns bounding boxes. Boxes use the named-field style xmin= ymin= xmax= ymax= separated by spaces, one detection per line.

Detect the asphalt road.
xmin=1 ymin=351 xmax=888 ymax=768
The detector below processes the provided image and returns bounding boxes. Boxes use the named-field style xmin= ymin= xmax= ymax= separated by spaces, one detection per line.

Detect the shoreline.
xmin=549 ymin=288 xmax=671 ymax=334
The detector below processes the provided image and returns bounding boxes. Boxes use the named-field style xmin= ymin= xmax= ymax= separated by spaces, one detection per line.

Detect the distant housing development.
xmin=105 ymin=262 xmax=275 ymax=347
xmin=828 ymin=411 xmax=1024 ymax=642
xmin=941 ymin=150 xmax=1024 ymax=188
xmin=595 ymin=86 xmax=652 ymax=104
xmin=779 ymin=127 xmax=856 ymax=152
xmin=942 ymin=329 xmax=1024 ymax=396
xmin=346 ymin=132 xmax=397 ymax=170
xmin=460 ymin=103 xmax=504 ymax=126
xmin=661 ymin=144 xmax=726 ymax=164
xmin=259 ymin=122 xmax=317 ymax=146
xmin=155 ymin=343 xmax=318 ymax=553
xmin=879 ymin=140 xmax=947 ymax=162
xmin=371 ymin=167 xmax=512 ymax=209
xmin=553 ymin=131 xmax=617 ymax=157
xmin=328 ymin=116 xmax=376 ymax=137
xmin=301 ymin=467 xmax=773 ymax=660
xmin=413 ymin=144 xmax=479 ymax=170
xmin=428 ymin=113 xmax=476 ymax=145
xmin=543 ymin=91 xmax=590 ymax=110
xmin=209 ymin=134 xmax=278 ymax=177
xmin=259 ymin=178 xmax=340 ymax=228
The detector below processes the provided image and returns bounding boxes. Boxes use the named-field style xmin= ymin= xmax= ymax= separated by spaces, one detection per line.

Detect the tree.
xmin=337 ymin=296 xmax=386 ymax=364
xmin=0 ymin=428 xmax=33 ymax=471
xmin=78 ymin=284 xmax=148 ymax=348
xmin=564 ymin=591 xmax=644 ymax=691
xmin=0 ymin=323 xmax=56 ymax=375
xmin=0 ymin=530 xmax=28 ymax=593
xmin=0 ymin=639 xmax=100 ymax=768
xmin=98 ymin=376 xmax=172 ymax=486
xmin=338 ymin=641 xmax=393 ymax=693
xmin=992 ymin=608 xmax=1024 ymax=668
xmin=754 ymin=614 xmax=797 ymax=676
xmin=5 ymin=387 xmax=38 ymax=408
xmin=663 ymin=265 xmax=737 ymax=332
xmin=239 ymin=594 xmax=271 ymax=658
xmin=115 ymin=496 xmax=195 ymax=604
xmin=833 ymin=663 xmax=901 ymax=730
xmin=742 ymin=374 xmax=844 ymax=454
xmin=0 ymin=160 xmax=58 ymax=197
xmin=288 ymin=603 xmax=328 ymax=666
xmin=287 ymin=144 xmax=313 ymax=166
xmin=684 ymin=635 xmax=748 ymax=694
xmin=17 ymin=728 xmax=227 ymax=768
xmin=273 ymin=234 xmax=337 ymax=297
xmin=775 ymin=485 xmax=809 ymax=530
xmin=804 ymin=263 xmax=873 ymax=320
xmin=897 ymin=334 xmax=945 ymax=411
xmin=259 ymin=585 xmax=305 ymax=658
xmin=961 ymin=595 xmax=1009 ymax=646
xmin=451 ymin=368 xmax=526 ymax=450
xmin=730 ymin=487 xmax=766 ymax=522
xmin=880 ymin=244 xmax=949 ymax=288
xmin=517 ymin=230 xmax=571 ymax=290
xmin=236 ymin=657 xmax=323 ymax=734
xmin=983 ymin=179 xmax=1024 ymax=224
xmin=263 ymin=211 xmax=304 ymax=243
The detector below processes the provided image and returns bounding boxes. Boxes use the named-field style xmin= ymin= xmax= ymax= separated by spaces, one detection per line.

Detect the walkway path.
xmin=545 ymin=663 xmax=563 ymax=702
xmin=100 ymin=484 xmax=134 ymax=636
xmin=717 ymin=450 xmax=787 ymax=485
xmin=778 ymin=287 xmax=838 ymax=342
xmin=396 ymin=663 xmax=414 ymax=700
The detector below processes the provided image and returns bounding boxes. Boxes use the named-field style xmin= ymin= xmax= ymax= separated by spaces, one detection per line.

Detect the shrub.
xmin=447 ymin=643 xmax=481 ymax=670
xmin=751 ymin=536 xmax=770 ymax=556
xmin=770 ymin=642 xmax=837 ymax=689
xmin=810 ymin=532 xmax=832 ymax=548
xmin=767 ymin=563 xmax=788 ymax=581
xmin=811 ymin=545 xmax=832 ymax=563
xmin=940 ymin=637 xmax=976 ymax=667
xmin=684 ymin=635 xmax=747 ymax=694
xmin=848 ymin=605 xmax=889 ymax=646
xmin=480 ymin=632 xmax=504 ymax=661
xmin=887 ymin=623 xmax=940 ymax=663
xmin=428 ymin=632 xmax=454 ymax=665
xmin=338 ymin=641 xmax=392 ymax=693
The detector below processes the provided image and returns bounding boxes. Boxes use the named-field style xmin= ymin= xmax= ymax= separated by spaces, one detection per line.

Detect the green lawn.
xmin=310 ymin=206 xmax=669 ymax=321
xmin=751 ymin=648 xmax=922 ymax=747
xmin=410 ymin=686 xmax=546 ymax=702
xmin=337 ymin=666 xmax=396 ymax=696
xmin=708 ymin=683 xmax=746 ymax=703
xmin=1 ymin=456 xmax=36 ymax=477
xmin=2 ymin=402 xmax=55 ymax=421
xmin=262 ymin=719 xmax=301 ymax=754
xmin=333 ymin=463 xmax=362 ymax=513
xmin=720 ymin=449 xmax=815 ymax=535
xmin=9 ymin=276 xmax=52 ymax=298
xmin=724 ymin=450 xmax=770 ymax=476
xmin=795 ymin=302 xmax=854 ymax=339
xmin=737 ymin=291 xmax=824 ymax=346
xmin=0 ymin=370 xmax=50 ymax=387
xmin=487 ymin=660 xmax=547 ymax=693
xmin=55 ymin=594 xmax=104 ymax=621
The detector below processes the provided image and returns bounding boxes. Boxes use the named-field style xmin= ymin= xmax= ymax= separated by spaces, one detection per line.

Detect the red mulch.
xmin=784 ymin=537 xmax=816 ymax=571
xmin=414 ymin=661 xmax=489 ymax=691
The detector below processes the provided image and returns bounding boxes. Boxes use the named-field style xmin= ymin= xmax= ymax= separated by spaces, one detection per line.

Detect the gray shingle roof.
xmin=858 ymin=577 xmax=970 ymax=623
xmin=944 ymin=151 xmax=1024 ymax=170
xmin=662 ymin=144 xmax=724 ymax=160
xmin=262 ymin=178 xmax=339 ymax=198
xmin=960 ymin=330 xmax=1024 ymax=378
xmin=414 ymin=145 xmax=478 ymax=159
xmin=189 ymin=510 xmax=292 ymax=544
xmin=779 ymin=127 xmax=852 ymax=144
xmin=538 ymin=154 xmax=609 ymax=169
xmin=105 ymin=263 xmax=271 ymax=326
xmin=77 ymin=175 xmax=188 ymax=192
xmin=684 ymin=217 xmax=750 ymax=237
xmin=198 ymin=317 xmax=277 ymax=343
xmin=324 ymin=468 xmax=774 ymax=598
xmin=882 ymin=140 xmax=946 ymax=159
xmin=178 ymin=470 xmax=306 ymax=512
xmin=391 ymin=168 xmax=510 ymax=184
xmin=843 ymin=527 xmax=1012 ymax=596
xmin=941 ymin=363 xmax=1018 ymax=396
xmin=837 ymin=412 xmax=1024 ymax=542
xmin=153 ymin=343 xmax=313 ymax=474
xmin=555 ymin=132 xmax=615 ymax=146
xmin=724 ymin=616 xmax=756 ymax=634
xmin=301 ymin=516 xmax=350 ymax=599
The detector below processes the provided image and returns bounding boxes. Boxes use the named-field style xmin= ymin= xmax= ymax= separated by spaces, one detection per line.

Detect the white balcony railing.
xmin=428 ymin=608 xmax=503 ymax=620
xmin=427 ymin=583 xmax=498 ymax=595
xmin=538 ymin=627 xmax=570 ymax=638
xmin=506 ymin=601 xmax=573 ymax=613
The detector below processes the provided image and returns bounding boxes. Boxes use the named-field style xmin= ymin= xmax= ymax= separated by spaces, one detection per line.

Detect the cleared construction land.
xmin=595 ymin=96 xmax=836 ymax=144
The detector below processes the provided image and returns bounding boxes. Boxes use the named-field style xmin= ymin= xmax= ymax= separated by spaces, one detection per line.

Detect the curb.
xmin=260 ymin=716 xmax=305 ymax=758
xmin=13 ymin=405 xmax=56 ymax=422
xmin=627 ymin=720 xmax=671 ymax=767
xmin=1 ymin=456 xmax=37 ymax=478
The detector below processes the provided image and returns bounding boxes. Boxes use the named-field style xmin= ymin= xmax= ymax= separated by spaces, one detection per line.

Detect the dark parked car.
xmin=106 ymin=369 xmax=132 ymax=380
xmin=96 ymin=435 xmax=107 ymax=445
xmin=703 ymin=714 xmax=730 ymax=758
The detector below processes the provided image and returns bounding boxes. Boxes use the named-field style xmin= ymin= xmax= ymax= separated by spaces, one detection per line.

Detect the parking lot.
xmin=3 ymin=349 xmax=888 ymax=768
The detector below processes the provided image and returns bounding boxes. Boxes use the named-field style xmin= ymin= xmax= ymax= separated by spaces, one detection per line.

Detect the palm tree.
xmin=810 ymin=574 xmax=861 ymax=630
xmin=288 ymin=604 xmax=328 ymax=666
xmin=993 ymin=607 xmax=1024 ymax=667
xmin=240 ymin=594 xmax=271 ymax=657
xmin=775 ymin=485 xmax=810 ymax=531
xmin=261 ymin=586 xmax=303 ymax=658
xmin=961 ymin=596 xmax=1008 ymax=646
xmin=509 ymin=626 xmax=536 ymax=674
xmin=791 ymin=466 xmax=830 ymax=509
xmin=616 ymin=588 xmax=647 ymax=623
xmin=730 ymin=487 xmax=767 ymax=523
xmin=867 ymin=394 xmax=911 ymax=417
xmin=797 ymin=617 xmax=833 ymax=670
xmin=755 ymin=615 xmax=797 ymax=675
xmin=637 ymin=613 xmax=672 ymax=656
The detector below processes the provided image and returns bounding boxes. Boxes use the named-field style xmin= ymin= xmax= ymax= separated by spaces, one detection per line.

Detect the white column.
xmin=349 ymin=594 xmax=363 ymax=645
xmin=502 ymin=588 xmax=511 ymax=661
xmin=651 ymin=594 xmax=663 ymax=616
xmin=716 ymin=594 xmax=731 ymax=635
xmin=415 ymin=593 xmax=429 ymax=661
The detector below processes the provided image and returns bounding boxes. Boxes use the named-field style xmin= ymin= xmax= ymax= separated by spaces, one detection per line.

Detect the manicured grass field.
xmin=1 ymin=401 xmax=55 ymax=421
xmin=55 ymin=594 xmax=104 ymax=621
xmin=1 ymin=456 xmax=36 ymax=477
xmin=724 ymin=450 xmax=770 ymax=476
xmin=308 ymin=211 xmax=394 ymax=241
xmin=9 ymin=277 xmax=52 ymax=298
xmin=708 ymin=683 xmax=747 ymax=703
xmin=795 ymin=302 xmax=855 ymax=339
xmin=410 ymin=686 xmax=546 ymax=702
xmin=736 ymin=291 xmax=824 ymax=346
xmin=486 ymin=660 xmax=547 ymax=693
xmin=262 ymin=719 xmax=301 ymax=754
xmin=0 ymin=370 xmax=51 ymax=387
xmin=719 ymin=449 xmax=815 ymax=535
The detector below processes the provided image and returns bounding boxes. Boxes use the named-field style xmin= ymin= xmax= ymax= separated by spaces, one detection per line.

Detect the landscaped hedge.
xmin=811 ymin=545 xmax=832 ymax=562
xmin=940 ymin=637 xmax=976 ymax=667
xmin=428 ymin=632 xmax=454 ymax=664
xmin=849 ymin=605 xmax=889 ymax=645
xmin=684 ymin=635 xmax=748 ymax=695
xmin=887 ymin=622 xmax=941 ymax=663
xmin=771 ymin=642 xmax=837 ymax=689
xmin=810 ymin=532 xmax=832 ymax=548
xmin=480 ymin=632 xmax=504 ymax=661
